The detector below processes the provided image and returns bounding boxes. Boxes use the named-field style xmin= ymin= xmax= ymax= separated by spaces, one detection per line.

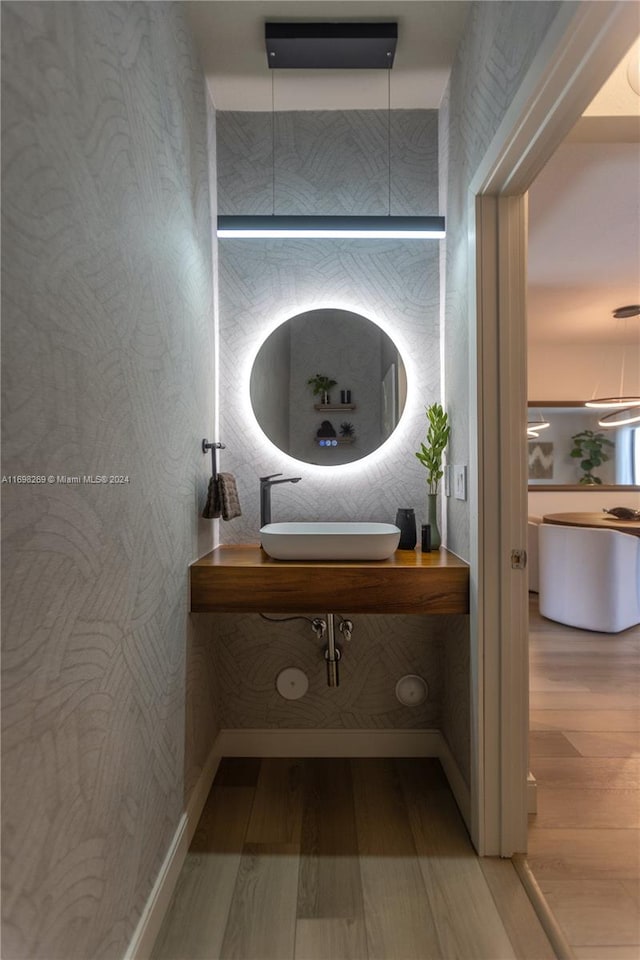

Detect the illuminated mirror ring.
xmin=249 ymin=307 xmax=408 ymax=466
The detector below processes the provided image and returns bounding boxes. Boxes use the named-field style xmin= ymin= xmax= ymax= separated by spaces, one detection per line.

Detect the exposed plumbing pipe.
xmin=324 ymin=613 xmax=341 ymax=687
xmin=311 ymin=615 xmax=353 ymax=687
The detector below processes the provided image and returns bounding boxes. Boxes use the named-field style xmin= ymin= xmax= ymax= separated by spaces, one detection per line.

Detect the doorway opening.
xmin=470 ymin=1 xmax=639 ymax=859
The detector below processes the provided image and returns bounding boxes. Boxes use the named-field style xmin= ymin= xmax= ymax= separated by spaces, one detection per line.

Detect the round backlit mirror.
xmin=250 ymin=308 xmax=407 ymax=465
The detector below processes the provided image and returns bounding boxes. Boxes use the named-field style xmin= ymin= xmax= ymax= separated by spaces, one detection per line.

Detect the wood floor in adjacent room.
xmin=153 ymin=757 xmax=554 ymax=960
xmin=529 ymin=595 xmax=640 ymax=959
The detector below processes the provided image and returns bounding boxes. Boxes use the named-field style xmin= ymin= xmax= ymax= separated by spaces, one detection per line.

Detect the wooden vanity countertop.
xmin=190 ymin=545 xmax=470 ymax=615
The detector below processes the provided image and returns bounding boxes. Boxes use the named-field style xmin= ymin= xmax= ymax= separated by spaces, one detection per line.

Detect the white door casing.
xmin=469 ymin=0 xmax=639 ymax=856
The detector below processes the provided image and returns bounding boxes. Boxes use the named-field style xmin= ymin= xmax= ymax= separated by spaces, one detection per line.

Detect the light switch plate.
xmin=444 ymin=464 xmax=451 ymax=497
xmin=454 ymin=465 xmax=467 ymax=501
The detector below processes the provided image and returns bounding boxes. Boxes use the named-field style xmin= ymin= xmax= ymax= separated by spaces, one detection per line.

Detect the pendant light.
xmin=526 ymin=406 xmax=550 ymax=439
xmin=217 ymin=23 xmax=445 ymax=241
xmin=598 ymin=406 xmax=640 ymax=428
xmin=527 ymin=413 xmax=550 ymax=436
xmin=585 ymin=305 xmax=640 ymax=421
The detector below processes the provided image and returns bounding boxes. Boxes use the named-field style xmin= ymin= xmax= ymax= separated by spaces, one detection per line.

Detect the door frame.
xmin=470 ymin=0 xmax=639 ymax=856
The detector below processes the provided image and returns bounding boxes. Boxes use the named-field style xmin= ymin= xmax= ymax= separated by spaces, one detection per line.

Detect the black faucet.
xmin=260 ymin=473 xmax=301 ymax=528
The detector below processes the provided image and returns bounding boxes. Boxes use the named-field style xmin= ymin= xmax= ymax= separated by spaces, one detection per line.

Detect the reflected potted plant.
xmin=570 ymin=429 xmax=614 ymax=485
xmin=307 ymin=373 xmax=337 ymax=405
xmin=415 ymin=402 xmax=451 ymax=549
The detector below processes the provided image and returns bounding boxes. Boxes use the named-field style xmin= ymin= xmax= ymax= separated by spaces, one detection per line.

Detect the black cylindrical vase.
xmin=421 ymin=524 xmax=431 ymax=552
xmin=395 ymin=508 xmax=417 ymax=550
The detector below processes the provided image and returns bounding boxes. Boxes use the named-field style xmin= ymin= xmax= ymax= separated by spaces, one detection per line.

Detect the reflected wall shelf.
xmin=313 ymin=403 xmax=356 ymax=411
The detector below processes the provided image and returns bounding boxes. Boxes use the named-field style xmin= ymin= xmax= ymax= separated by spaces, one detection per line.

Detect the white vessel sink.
xmin=260 ymin=521 xmax=401 ymax=561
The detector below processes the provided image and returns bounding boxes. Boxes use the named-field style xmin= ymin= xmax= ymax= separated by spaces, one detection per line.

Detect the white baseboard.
xmin=185 ymin=741 xmax=223 ymax=846
xmin=216 ymin=727 xmax=472 ymax=829
xmin=123 ymin=814 xmax=188 ymax=960
xmin=438 ymin=734 xmax=471 ymax=827
xmin=216 ymin=726 xmax=442 ymax=758
xmin=125 ymin=741 xmax=222 ymax=960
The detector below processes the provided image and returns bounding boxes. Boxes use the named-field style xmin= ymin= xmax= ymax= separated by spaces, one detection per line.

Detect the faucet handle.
xmin=260 ymin=473 xmax=283 ymax=483
xmin=311 ymin=618 xmax=327 ymax=639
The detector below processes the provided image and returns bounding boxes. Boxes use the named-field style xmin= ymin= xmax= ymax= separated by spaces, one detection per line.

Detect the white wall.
xmin=528 ymin=408 xmax=618 ymax=486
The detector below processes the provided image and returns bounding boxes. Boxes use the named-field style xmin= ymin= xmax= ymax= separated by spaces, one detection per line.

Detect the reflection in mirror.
xmin=528 ymin=402 xmax=640 ymax=488
xmin=250 ymin=309 xmax=407 ymax=465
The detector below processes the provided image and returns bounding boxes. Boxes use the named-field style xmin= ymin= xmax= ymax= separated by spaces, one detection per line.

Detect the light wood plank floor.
xmin=529 ymin=595 xmax=640 ymax=959
xmin=153 ymin=757 xmax=555 ymax=960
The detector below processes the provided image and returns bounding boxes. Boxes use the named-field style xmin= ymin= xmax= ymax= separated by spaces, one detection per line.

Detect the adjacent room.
xmin=526 ymin=40 xmax=640 ymax=958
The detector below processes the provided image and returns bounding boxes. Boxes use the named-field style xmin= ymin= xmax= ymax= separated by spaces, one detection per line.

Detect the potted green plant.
xmin=415 ymin=403 xmax=451 ymax=549
xmin=339 ymin=422 xmax=355 ymax=439
xmin=307 ymin=373 xmax=337 ymax=405
xmin=570 ymin=429 xmax=614 ymax=485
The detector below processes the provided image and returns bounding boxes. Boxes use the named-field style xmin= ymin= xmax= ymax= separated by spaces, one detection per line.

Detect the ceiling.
xmin=185 ymin=1 xmax=470 ymax=110
xmin=527 ymin=39 xmax=640 ymax=349
xmin=527 ymin=140 xmax=640 ymax=347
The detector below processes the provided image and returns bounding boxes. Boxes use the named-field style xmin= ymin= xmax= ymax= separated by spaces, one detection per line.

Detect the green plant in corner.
xmin=415 ymin=403 xmax=451 ymax=494
xmin=570 ymin=429 xmax=614 ymax=485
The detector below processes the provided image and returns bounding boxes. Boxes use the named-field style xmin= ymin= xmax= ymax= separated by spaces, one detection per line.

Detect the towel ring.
xmin=202 ymin=439 xmax=226 ymax=480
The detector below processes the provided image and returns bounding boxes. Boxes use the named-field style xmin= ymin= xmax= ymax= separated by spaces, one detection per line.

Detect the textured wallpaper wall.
xmin=439 ymin=0 xmax=564 ymax=780
xmin=442 ymin=0 xmax=563 ymax=561
xmin=214 ymin=109 xmax=454 ymax=732
xmin=215 ymin=614 xmax=443 ymax=730
xmin=216 ymin=109 xmax=440 ymax=540
xmin=249 ymin=321 xmax=291 ymax=455
xmin=1 ymin=3 xmax=217 ymax=958
xmin=217 ymin=109 xmax=439 ymax=218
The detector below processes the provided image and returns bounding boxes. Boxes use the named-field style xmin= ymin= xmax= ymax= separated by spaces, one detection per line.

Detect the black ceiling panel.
xmin=265 ymin=22 xmax=397 ymax=69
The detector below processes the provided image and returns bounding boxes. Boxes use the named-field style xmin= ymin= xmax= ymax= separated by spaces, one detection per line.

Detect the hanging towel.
xmin=202 ymin=476 xmax=221 ymax=519
xmin=218 ymin=473 xmax=242 ymax=521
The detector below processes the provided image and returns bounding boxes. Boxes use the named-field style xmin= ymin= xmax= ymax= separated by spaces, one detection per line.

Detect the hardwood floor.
xmin=153 ymin=757 xmax=554 ymax=960
xmin=528 ymin=595 xmax=640 ymax=959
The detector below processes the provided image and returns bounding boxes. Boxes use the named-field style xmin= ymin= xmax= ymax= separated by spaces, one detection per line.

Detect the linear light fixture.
xmin=217 ymin=23 xmax=445 ymax=242
xmin=217 ymin=215 xmax=445 ymax=240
